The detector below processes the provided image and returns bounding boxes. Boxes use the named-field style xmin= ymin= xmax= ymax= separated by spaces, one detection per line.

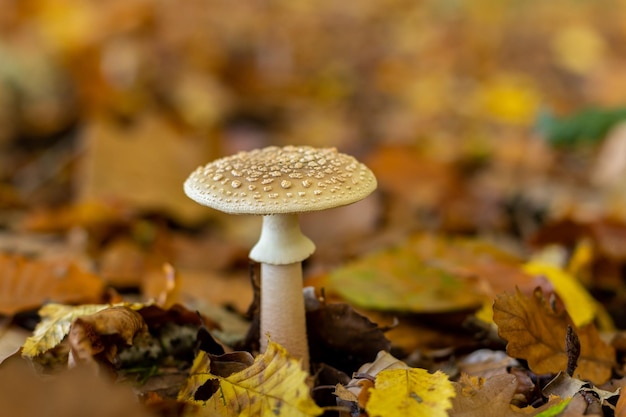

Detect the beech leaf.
xmin=179 ymin=340 xmax=323 ymax=417
xmin=365 ymin=368 xmax=455 ymax=417
xmin=493 ymin=288 xmax=615 ymax=384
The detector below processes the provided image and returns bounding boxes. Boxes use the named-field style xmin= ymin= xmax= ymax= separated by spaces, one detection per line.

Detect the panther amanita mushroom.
xmin=183 ymin=145 xmax=377 ymax=369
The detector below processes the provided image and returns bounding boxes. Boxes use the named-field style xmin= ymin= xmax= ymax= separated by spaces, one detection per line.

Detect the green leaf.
xmin=534 ymin=398 xmax=571 ymax=417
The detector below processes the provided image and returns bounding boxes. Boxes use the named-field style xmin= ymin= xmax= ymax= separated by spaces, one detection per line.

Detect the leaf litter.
xmin=6 ymin=1 xmax=626 ymax=416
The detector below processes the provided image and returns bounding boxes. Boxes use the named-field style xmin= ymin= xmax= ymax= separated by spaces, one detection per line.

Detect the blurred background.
xmin=3 ymin=0 xmax=626 ymax=311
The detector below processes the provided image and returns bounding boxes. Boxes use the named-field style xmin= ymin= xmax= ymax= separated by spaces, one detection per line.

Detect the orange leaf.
xmin=0 ymin=253 xmax=105 ymax=315
xmin=616 ymin=388 xmax=626 ymax=417
xmin=493 ymin=288 xmax=615 ymax=384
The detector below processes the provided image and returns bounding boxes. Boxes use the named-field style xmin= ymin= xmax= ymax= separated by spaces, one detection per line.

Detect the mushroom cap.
xmin=184 ymin=145 xmax=377 ymax=215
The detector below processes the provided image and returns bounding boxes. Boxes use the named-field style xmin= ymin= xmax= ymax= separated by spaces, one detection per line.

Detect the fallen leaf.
xmin=0 ymin=253 xmax=105 ymax=316
xmin=336 ymin=350 xmax=414 ymax=412
xmin=22 ymin=303 xmax=142 ymax=358
xmin=355 ymin=350 xmax=411 ymax=376
xmin=365 ymin=368 xmax=455 ymax=417
xmin=493 ymin=288 xmax=615 ymax=384
xmin=68 ymin=306 xmax=147 ymax=367
xmin=542 ymin=371 xmax=619 ymax=403
xmin=178 ymin=340 xmax=323 ymax=417
xmin=450 ymin=373 xmax=564 ymax=417
xmin=532 ymin=398 xmax=572 ymax=417
xmin=328 ymin=239 xmax=483 ymax=313
xmin=306 ymin=300 xmax=391 ymax=373
xmin=522 ymin=261 xmax=598 ymax=327
xmin=328 ymin=234 xmax=536 ymax=313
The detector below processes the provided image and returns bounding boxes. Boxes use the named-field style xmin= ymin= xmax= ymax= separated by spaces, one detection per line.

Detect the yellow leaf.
xmin=179 ymin=341 xmax=323 ymax=417
xmin=474 ymin=74 xmax=541 ymax=125
xmin=551 ymin=25 xmax=606 ymax=75
xmin=366 ymin=368 xmax=455 ymax=417
xmin=22 ymin=304 xmax=110 ymax=358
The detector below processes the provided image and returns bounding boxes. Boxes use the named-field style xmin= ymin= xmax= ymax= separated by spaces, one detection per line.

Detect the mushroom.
xmin=183 ymin=145 xmax=377 ymax=369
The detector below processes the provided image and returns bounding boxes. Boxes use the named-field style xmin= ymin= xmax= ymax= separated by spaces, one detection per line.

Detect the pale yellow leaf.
xmin=366 ymin=368 xmax=455 ymax=417
xmin=179 ymin=340 xmax=323 ymax=417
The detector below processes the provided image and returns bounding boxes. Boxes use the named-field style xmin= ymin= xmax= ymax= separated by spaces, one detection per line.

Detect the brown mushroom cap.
xmin=184 ymin=145 xmax=377 ymax=215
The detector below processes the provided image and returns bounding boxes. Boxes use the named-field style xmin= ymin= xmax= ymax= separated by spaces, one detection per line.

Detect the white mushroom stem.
xmin=249 ymin=214 xmax=314 ymax=370
xmin=260 ymin=262 xmax=309 ymax=366
xmin=250 ymin=214 xmax=315 ymax=265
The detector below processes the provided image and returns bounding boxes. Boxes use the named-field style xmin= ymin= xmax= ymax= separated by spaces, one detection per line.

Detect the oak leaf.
xmin=493 ymin=288 xmax=615 ymax=384
xmin=179 ymin=340 xmax=323 ymax=417
xmin=365 ymin=368 xmax=455 ymax=417
xmin=523 ymin=261 xmax=599 ymax=327
xmin=0 ymin=253 xmax=104 ymax=316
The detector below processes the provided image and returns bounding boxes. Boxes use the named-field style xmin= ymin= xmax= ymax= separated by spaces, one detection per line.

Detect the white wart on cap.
xmin=183 ymin=145 xmax=377 ymax=215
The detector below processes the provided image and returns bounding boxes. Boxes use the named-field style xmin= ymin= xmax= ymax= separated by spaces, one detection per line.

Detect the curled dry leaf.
xmin=0 ymin=253 xmax=105 ymax=316
xmin=68 ymin=306 xmax=147 ymax=367
xmin=542 ymin=371 xmax=619 ymax=403
xmin=493 ymin=288 xmax=615 ymax=385
xmin=336 ymin=350 xmax=410 ymax=412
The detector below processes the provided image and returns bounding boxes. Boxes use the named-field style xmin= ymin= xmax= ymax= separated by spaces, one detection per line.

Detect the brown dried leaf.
xmin=493 ymin=288 xmax=615 ymax=384
xmin=68 ymin=306 xmax=147 ymax=366
xmin=450 ymin=373 xmax=563 ymax=417
xmin=0 ymin=253 xmax=105 ymax=316
xmin=306 ymin=301 xmax=391 ymax=373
